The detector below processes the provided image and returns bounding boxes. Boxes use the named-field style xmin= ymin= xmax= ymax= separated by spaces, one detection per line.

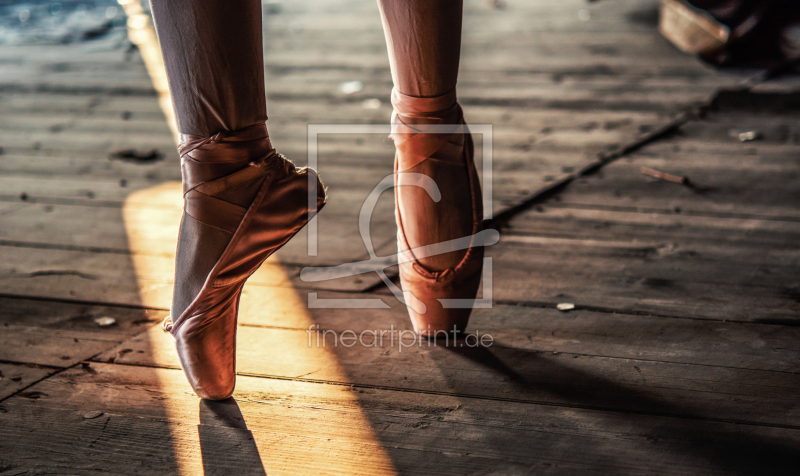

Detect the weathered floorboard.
xmin=2 ymin=363 xmax=798 ymax=475
xmin=0 ymin=0 xmax=797 ymax=473
xmin=96 ymin=306 xmax=800 ymax=428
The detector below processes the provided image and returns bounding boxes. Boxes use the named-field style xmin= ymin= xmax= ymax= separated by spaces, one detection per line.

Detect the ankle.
xmin=179 ymin=123 xmax=275 ymax=194
xmin=390 ymin=88 xmax=467 ymax=174
xmin=391 ymin=88 xmax=459 ymax=124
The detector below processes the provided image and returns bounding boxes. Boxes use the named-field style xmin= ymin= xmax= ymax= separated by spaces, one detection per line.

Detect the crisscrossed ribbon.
xmin=390 ymin=88 xmax=467 ymax=173
xmin=177 ymin=123 xmax=278 ymax=233
xmin=390 ymin=88 xmax=482 ymax=283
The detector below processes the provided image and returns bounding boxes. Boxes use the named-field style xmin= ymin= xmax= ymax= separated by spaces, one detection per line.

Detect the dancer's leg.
xmin=149 ymin=0 xmax=327 ymax=399
xmin=378 ymin=0 xmax=484 ymax=335
xmin=377 ymin=0 xmax=463 ymax=98
xmin=151 ymin=0 xmax=274 ymax=322
xmin=150 ymin=0 xmax=267 ymax=137
xmin=377 ymin=0 xmax=472 ymax=272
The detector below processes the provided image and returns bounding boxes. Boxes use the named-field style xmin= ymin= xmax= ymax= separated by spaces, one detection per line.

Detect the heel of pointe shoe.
xmin=400 ymin=246 xmax=483 ymax=337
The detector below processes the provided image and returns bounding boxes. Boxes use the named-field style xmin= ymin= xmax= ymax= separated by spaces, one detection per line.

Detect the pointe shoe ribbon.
xmin=391 ymin=88 xmax=485 ymax=336
xmin=165 ymin=123 xmax=326 ymax=399
xmin=177 ymin=124 xmax=281 ymax=234
xmin=390 ymin=88 xmax=466 ymax=173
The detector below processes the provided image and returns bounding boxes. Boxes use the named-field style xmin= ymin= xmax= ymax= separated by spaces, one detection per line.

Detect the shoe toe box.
xmin=174 ymin=314 xmax=237 ymax=401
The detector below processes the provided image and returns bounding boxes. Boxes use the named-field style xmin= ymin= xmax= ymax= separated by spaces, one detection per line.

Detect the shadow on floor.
xmin=428 ymin=342 xmax=799 ymax=474
xmin=199 ymin=398 xmax=267 ymax=475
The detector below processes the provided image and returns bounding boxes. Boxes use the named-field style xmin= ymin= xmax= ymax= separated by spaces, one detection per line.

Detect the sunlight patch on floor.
xmin=123 ymin=182 xmax=396 ymax=474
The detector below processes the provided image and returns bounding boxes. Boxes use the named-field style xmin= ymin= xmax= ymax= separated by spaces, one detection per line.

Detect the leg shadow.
xmin=198 ymin=398 xmax=267 ymax=476
xmin=439 ymin=342 xmax=800 ymax=475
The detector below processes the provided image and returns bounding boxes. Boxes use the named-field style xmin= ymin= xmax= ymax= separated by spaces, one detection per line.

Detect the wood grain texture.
xmin=0 ymin=362 xmax=55 ymax=401
xmin=1 ymin=0 xmax=797 ymax=473
xmin=95 ymin=310 xmax=800 ymax=428
xmin=2 ymin=363 xmax=798 ymax=475
xmin=0 ymin=296 xmax=167 ymax=368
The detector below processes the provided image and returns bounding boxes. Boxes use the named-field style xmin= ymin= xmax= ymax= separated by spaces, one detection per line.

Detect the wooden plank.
xmin=554 ymin=159 xmax=800 ymax=219
xmin=97 ymin=306 xmax=800 ymax=427
xmin=0 ymin=191 xmax=395 ymax=268
xmin=0 ymin=243 xmax=286 ymax=307
xmin=0 ymin=362 xmax=54 ymax=401
xmin=0 ymin=21 xmax=739 ymax=79
xmin=508 ymin=206 xmax=800 ymax=247
xmin=229 ymin=291 xmax=800 ymax=373
xmin=0 ymin=67 xmax=733 ymax=115
xmin=545 ymin=114 xmax=800 ymax=219
xmin=6 ymin=193 xmax=791 ymax=317
xmin=0 ymin=406 xmax=272 ymax=475
xmin=479 ymin=236 xmax=799 ymax=322
xmin=0 ymin=295 xmax=167 ymax=369
xmin=3 ymin=363 xmax=799 ymax=475
xmin=0 ymin=106 xmax=667 ymax=150
xmin=0 ymin=129 xmax=176 ymax=157
xmin=475 ymin=110 xmax=800 ymax=321
xmin=0 ymin=244 xmax=159 ymax=307
xmin=0 ymin=239 xmax=380 ymax=308
xmin=0 ymin=324 xmax=131 ymax=368
xmin=0 ymin=126 xmax=622 ymax=216
xmin=0 ymin=296 xmax=166 ymax=334
xmin=358 ymin=194 xmax=800 ymax=320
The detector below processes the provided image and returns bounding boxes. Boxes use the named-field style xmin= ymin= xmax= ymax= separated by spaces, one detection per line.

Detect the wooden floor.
xmin=1 ymin=0 xmax=799 ymax=474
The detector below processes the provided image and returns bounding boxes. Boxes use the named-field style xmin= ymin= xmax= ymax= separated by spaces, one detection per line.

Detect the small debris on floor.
xmin=738 ymin=131 xmax=762 ymax=142
xmin=640 ymin=166 xmax=690 ymax=185
xmin=19 ymin=391 xmax=46 ymax=400
xmin=362 ymin=98 xmax=381 ymax=109
xmin=109 ymin=148 xmax=163 ymax=163
xmin=94 ymin=317 xmax=116 ymax=327
xmin=83 ymin=411 xmax=104 ymax=420
xmin=557 ymin=303 xmax=576 ymax=312
xmin=10 ymin=375 xmax=21 ymax=382
xmin=81 ymin=362 xmax=97 ymax=375
xmin=339 ymin=80 xmax=363 ymax=94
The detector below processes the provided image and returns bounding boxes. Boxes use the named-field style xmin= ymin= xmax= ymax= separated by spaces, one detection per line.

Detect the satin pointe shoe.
xmin=391 ymin=88 xmax=485 ymax=337
xmin=162 ymin=123 xmax=326 ymax=400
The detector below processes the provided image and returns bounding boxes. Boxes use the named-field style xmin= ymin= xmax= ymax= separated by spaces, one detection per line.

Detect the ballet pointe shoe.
xmin=163 ymin=123 xmax=326 ymax=400
xmin=391 ymin=88 xmax=484 ymax=337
